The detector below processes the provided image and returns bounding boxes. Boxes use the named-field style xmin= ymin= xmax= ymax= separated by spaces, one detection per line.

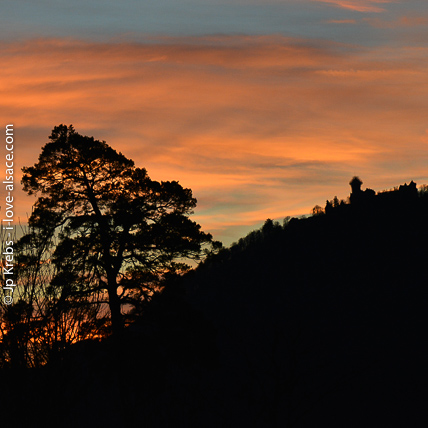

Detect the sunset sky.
xmin=1 ymin=0 xmax=428 ymax=245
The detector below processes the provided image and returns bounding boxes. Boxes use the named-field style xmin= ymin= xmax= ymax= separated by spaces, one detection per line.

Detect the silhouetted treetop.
xmin=20 ymin=124 xmax=220 ymax=337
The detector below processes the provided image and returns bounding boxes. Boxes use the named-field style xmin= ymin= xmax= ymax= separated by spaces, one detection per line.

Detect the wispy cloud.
xmin=313 ymin=0 xmax=395 ymax=13
xmin=326 ymin=19 xmax=357 ymax=24
xmin=1 ymin=35 xmax=427 ymax=244
xmin=364 ymin=15 xmax=428 ymax=28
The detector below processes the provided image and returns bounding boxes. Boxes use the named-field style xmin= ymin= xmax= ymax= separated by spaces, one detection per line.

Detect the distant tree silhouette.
xmin=20 ymin=125 xmax=220 ymax=338
xmin=419 ymin=184 xmax=428 ymax=195
xmin=262 ymin=218 xmax=281 ymax=236
xmin=311 ymin=205 xmax=324 ymax=216
xmin=325 ymin=199 xmax=333 ymax=214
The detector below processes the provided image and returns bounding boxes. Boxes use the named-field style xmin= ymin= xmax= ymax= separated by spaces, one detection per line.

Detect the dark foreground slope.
xmin=184 ymin=188 xmax=428 ymax=427
xmin=3 ymin=185 xmax=428 ymax=427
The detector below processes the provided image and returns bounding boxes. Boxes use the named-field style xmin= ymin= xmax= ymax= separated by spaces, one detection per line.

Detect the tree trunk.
xmin=107 ymin=280 xmax=123 ymax=337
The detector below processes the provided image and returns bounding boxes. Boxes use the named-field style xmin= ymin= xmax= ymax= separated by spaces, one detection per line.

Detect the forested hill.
xmin=191 ymin=179 xmax=428 ymax=295
xmin=181 ymin=180 xmax=428 ymax=427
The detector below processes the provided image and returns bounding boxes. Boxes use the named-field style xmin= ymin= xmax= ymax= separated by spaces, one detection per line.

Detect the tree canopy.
xmin=21 ymin=124 xmax=220 ymax=337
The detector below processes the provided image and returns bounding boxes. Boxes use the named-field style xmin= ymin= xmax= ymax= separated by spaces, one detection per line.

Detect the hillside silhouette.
xmin=183 ymin=178 xmax=428 ymax=426
xmin=2 ymin=178 xmax=428 ymax=427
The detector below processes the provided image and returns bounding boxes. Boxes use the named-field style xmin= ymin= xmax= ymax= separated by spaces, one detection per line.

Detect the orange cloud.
xmin=0 ymin=36 xmax=427 ymax=245
xmin=313 ymin=0 xmax=394 ymax=12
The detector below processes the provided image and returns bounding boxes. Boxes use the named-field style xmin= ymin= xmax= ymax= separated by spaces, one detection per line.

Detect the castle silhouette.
xmin=324 ymin=176 xmax=419 ymax=214
xmin=349 ymin=176 xmax=418 ymax=204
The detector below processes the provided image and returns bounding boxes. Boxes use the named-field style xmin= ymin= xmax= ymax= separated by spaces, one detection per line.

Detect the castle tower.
xmin=349 ymin=176 xmax=363 ymax=204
